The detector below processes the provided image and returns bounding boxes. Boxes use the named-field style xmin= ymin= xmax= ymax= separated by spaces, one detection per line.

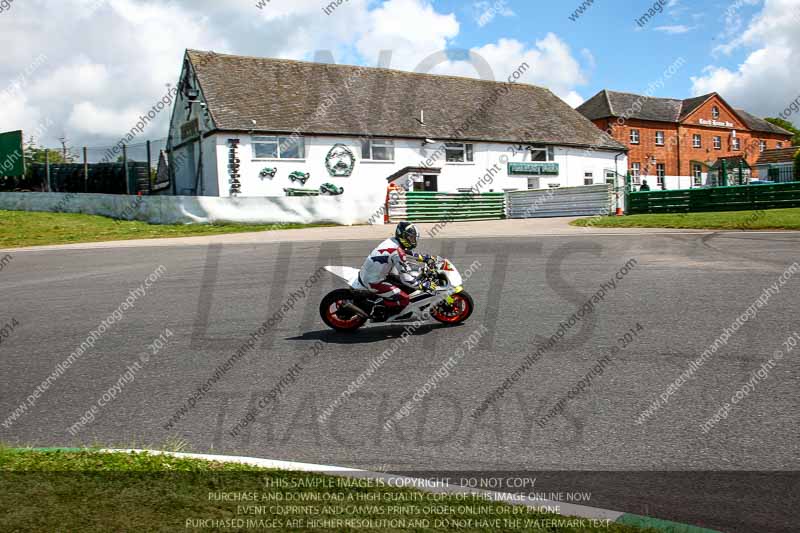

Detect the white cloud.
xmin=0 ymin=0 xmax=591 ymax=145
xmin=654 ymin=25 xmax=696 ymax=34
xmin=473 ymin=0 xmax=515 ymax=28
xmin=354 ymin=0 xmax=459 ymax=71
xmin=691 ymin=0 xmax=800 ymax=127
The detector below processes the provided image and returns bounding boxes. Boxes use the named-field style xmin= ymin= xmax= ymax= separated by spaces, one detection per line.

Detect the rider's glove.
xmin=419 ymin=279 xmax=436 ymax=292
xmin=417 ymin=254 xmax=438 ymax=267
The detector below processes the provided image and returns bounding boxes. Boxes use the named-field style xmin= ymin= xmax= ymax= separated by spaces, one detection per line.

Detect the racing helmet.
xmin=395 ymin=222 xmax=419 ymax=251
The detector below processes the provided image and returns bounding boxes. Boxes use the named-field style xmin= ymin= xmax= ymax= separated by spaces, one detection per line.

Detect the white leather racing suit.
xmin=358 ymin=237 xmax=417 ymax=309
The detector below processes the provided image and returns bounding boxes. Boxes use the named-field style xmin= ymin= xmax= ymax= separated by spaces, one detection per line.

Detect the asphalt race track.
xmin=1 ymin=232 xmax=799 ymax=532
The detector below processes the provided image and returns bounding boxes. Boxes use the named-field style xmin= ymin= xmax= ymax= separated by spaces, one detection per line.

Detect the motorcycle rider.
xmin=358 ymin=222 xmax=436 ymax=318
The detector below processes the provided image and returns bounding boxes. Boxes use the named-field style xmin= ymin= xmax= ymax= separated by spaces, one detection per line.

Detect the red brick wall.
xmin=592 ymin=94 xmax=793 ymax=180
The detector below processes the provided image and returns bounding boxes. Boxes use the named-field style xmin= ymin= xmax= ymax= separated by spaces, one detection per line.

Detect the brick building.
xmin=577 ymin=90 xmax=793 ymax=189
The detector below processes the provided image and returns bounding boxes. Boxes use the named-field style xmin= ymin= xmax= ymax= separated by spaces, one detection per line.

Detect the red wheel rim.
xmin=432 ymin=294 xmax=470 ymax=323
xmin=326 ymin=299 xmax=364 ymax=329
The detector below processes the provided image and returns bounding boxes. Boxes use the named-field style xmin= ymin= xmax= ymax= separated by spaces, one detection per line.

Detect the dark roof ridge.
xmin=186 ymin=49 xmax=547 ymax=93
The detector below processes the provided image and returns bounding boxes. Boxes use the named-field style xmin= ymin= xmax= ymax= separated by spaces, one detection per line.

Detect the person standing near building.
xmin=640 ymin=179 xmax=651 ymax=191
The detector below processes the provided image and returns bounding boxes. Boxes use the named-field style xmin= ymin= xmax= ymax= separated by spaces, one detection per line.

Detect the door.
xmin=422 ymin=175 xmax=438 ymax=192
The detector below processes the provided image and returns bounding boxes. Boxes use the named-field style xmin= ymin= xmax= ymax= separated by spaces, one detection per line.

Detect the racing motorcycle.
xmin=319 ymin=257 xmax=474 ymax=332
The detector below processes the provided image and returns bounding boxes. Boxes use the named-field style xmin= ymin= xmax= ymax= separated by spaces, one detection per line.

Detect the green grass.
xmin=0 ymin=448 xmax=655 ymax=533
xmin=0 ymin=210 xmax=337 ymax=249
xmin=571 ymin=208 xmax=800 ymax=230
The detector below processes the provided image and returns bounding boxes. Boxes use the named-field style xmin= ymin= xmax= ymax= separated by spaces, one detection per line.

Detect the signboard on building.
xmin=0 ymin=130 xmax=25 ymax=177
xmin=508 ymin=162 xmax=559 ymax=176
xmin=699 ymin=119 xmax=734 ymax=128
xmin=180 ymin=119 xmax=200 ymax=141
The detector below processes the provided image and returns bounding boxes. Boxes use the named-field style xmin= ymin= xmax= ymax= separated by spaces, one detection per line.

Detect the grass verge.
xmin=571 ymin=208 xmax=800 ymax=230
xmin=0 ymin=210 xmax=337 ymax=249
xmin=0 ymin=448 xmax=655 ymax=532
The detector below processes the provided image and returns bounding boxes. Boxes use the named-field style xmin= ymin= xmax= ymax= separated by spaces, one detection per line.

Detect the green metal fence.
xmin=388 ymin=191 xmax=506 ymax=222
xmin=628 ymin=181 xmax=800 ymax=214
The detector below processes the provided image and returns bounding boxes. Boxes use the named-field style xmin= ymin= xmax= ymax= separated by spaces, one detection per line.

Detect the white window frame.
xmin=693 ymin=164 xmax=703 ymax=186
xmin=732 ymin=137 xmax=741 ymax=151
xmin=693 ymin=134 xmax=702 ymax=148
xmin=655 ymin=131 xmax=665 ymax=146
xmin=630 ymin=129 xmax=640 ymax=144
xmin=712 ymin=106 xmax=720 ymax=120
xmin=713 ymin=136 xmax=722 ymax=150
xmin=656 ymin=163 xmax=666 ymax=179
xmin=760 ymin=140 xmax=767 ymax=153
xmin=631 ymin=162 xmax=641 ymax=183
xmin=528 ymin=145 xmax=554 ymax=162
xmin=361 ymin=139 xmax=395 ymax=162
xmin=252 ymin=135 xmax=305 ymax=160
xmin=777 ymin=142 xmax=784 ymax=149
xmin=445 ymin=142 xmax=474 ymax=164
xmin=584 ymin=171 xmax=594 ymax=186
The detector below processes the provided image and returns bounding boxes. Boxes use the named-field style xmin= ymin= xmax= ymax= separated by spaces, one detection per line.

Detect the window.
xmin=693 ymin=164 xmax=703 ymax=186
xmin=713 ymin=136 xmax=722 ymax=150
xmin=655 ymin=131 xmax=665 ymax=146
xmin=631 ymin=163 xmax=641 ymax=183
xmin=528 ymin=145 xmax=555 ymax=162
xmin=712 ymin=106 xmax=720 ymax=120
xmin=693 ymin=134 xmax=702 ymax=148
xmin=777 ymin=142 xmax=784 ymax=149
xmin=732 ymin=137 xmax=741 ymax=150
xmin=630 ymin=129 xmax=640 ymax=144
xmin=584 ymin=171 xmax=594 ymax=186
xmin=445 ymin=143 xmax=474 ymax=163
xmin=252 ymin=136 xmax=305 ymax=159
xmin=656 ymin=163 xmax=665 ymax=179
xmin=361 ymin=139 xmax=395 ymax=161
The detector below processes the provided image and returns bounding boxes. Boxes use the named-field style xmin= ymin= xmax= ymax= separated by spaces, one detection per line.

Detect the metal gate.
xmin=507 ymin=184 xmax=613 ymax=218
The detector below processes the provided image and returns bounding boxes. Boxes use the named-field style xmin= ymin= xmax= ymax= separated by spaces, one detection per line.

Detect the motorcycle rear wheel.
xmin=320 ymin=289 xmax=368 ymax=332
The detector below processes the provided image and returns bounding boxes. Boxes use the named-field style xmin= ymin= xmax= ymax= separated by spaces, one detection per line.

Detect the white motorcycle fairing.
xmin=324 ymin=261 xmax=465 ymax=323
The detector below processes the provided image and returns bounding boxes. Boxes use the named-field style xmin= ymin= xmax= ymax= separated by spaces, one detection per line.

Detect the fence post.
xmin=721 ymin=160 xmax=728 ymax=187
xmin=83 ymin=147 xmax=89 ymax=193
xmin=624 ymin=172 xmax=632 ymax=215
xmin=122 ymin=144 xmax=130 ymax=195
xmin=146 ymin=140 xmax=152 ymax=195
xmin=45 ymin=149 xmax=51 ymax=192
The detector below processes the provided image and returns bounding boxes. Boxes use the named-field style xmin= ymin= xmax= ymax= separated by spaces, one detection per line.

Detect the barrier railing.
xmin=388 ymin=190 xmax=506 ymax=222
xmin=628 ymin=181 xmax=800 ymax=214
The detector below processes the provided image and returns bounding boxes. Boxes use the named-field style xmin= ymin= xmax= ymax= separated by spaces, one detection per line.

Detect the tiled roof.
xmin=734 ymin=110 xmax=794 ymax=135
xmin=186 ymin=50 xmax=625 ymax=151
xmin=577 ymin=90 xmax=794 ymax=137
xmin=755 ymin=147 xmax=800 ymax=165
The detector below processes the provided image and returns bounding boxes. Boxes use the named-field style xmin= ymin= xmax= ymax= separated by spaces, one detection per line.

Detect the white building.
xmin=166 ymin=50 xmax=627 ymax=202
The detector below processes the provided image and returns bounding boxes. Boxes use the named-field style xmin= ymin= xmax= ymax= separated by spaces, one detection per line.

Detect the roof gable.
xmin=185 ymin=50 xmax=625 ymax=151
xmin=678 ymin=93 xmax=747 ymax=130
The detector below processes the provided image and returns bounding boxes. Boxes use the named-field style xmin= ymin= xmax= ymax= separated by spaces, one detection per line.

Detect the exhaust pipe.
xmin=342 ymin=303 xmax=369 ymax=319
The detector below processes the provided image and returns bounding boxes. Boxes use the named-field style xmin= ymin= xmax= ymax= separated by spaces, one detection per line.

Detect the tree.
xmin=764 ymin=117 xmax=800 ymax=146
xmin=23 ymin=136 xmax=71 ymax=165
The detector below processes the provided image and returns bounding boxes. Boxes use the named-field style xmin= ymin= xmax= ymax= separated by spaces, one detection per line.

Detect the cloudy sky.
xmin=0 ymin=0 xmax=798 ymax=148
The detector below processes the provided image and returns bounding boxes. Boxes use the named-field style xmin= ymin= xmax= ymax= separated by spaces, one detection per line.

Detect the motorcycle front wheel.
xmin=320 ymin=289 xmax=368 ymax=332
xmin=431 ymin=291 xmax=474 ymax=325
